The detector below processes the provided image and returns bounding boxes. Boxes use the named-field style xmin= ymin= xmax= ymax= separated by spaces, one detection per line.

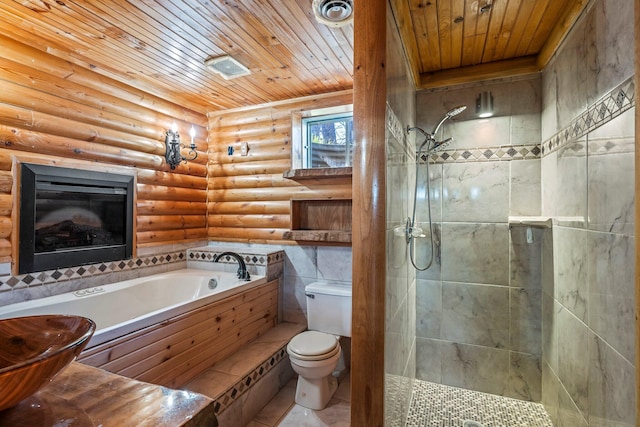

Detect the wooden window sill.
xmin=283 ymin=167 xmax=352 ymax=180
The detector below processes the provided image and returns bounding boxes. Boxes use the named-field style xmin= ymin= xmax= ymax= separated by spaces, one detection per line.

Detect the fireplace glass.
xmin=20 ymin=164 xmax=134 ymax=274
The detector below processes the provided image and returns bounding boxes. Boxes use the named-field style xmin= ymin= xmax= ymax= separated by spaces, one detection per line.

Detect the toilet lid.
xmin=288 ymin=331 xmax=338 ymax=356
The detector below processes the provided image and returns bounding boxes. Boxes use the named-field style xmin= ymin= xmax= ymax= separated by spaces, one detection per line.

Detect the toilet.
xmin=287 ymin=282 xmax=352 ymax=410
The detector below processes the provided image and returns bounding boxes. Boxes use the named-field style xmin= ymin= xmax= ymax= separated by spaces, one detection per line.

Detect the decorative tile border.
xmin=386 ymin=103 xmax=408 ymax=147
xmin=187 ymin=247 xmax=284 ymax=267
xmin=388 ymin=100 xmax=541 ymax=165
xmin=213 ymin=346 xmax=288 ymax=415
xmin=422 ymin=143 xmax=541 ymax=164
xmin=391 ymin=75 xmax=635 ymax=165
xmin=0 ymin=250 xmax=186 ymax=292
xmin=0 ymin=245 xmax=286 ymax=300
xmin=541 ymin=75 xmax=635 ymax=156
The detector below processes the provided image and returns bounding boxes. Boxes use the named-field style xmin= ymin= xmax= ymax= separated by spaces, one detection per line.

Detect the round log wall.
xmin=0 ymin=35 xmax=208 ymax=267
xmin=207 ymin=91 xmax=353 ymax=243
xmin=0 ymin=34 xmax=353 ymax=269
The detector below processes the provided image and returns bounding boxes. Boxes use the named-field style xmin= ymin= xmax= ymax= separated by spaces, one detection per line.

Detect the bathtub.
xmin=0 ymin=268 xmax=268 ymax=348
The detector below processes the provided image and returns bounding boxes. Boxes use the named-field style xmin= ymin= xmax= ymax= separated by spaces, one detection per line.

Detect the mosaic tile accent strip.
xmin=187 ymin=248 xmax=284 ymax=267
xmin=406 ymin=380 xmax=553 ymax=427
xmin=386 ymin=103 xmax=408 ymax=147
xmin=213 ymin=346 xmax=288 ymax=415
xmin=0 ymin=250 xmax=186 ymax=291
xmin=541 ymin=75 xmax=635 ymax=156
xmin=421 ymin=144 xmax=541 ymax=164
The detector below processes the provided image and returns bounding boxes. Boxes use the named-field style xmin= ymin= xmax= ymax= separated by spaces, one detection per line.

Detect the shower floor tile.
xmin=406 ymin=380 xmax=553 ymax=427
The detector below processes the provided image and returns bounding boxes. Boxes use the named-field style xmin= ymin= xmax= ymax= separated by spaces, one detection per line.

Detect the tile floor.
xmin=182 ymin=321 xmax=551 ymax=427
xmin=247 ymin=375 xmax=351 ymax=427
xmin=248 ymin=376 xmax=554 ymax=427
xmin=406 ymin=380 xmax=553 ymax=427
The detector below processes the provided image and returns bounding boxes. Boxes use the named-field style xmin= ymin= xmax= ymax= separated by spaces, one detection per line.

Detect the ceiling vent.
xmin=204 ymin=55 xmax=251 ymax=80
xmin=312 ymin=0 xmax=353 ymax=28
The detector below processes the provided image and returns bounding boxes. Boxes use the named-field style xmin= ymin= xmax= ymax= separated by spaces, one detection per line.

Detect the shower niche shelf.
xmin=508 ymin=216 xmax=552 ymax=229
xmin=284 ymin=198 xmax=352 ymax=244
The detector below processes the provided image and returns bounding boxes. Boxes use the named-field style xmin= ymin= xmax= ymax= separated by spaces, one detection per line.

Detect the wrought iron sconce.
xmin=165 ymin=123 xmax=197 ymax=169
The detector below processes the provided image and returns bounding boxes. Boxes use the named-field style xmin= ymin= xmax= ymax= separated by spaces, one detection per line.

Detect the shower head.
xmin=429 ymin=137 xmax=453 ymax=152
xmin=446 ymin=105 xmax=467 ymax=117
xmin=432 ymin=105 xmax=467 ymax=136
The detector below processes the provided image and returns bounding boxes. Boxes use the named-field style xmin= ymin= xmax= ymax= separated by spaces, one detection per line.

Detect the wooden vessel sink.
xmin=0 ymin=315 xmax=96 ymax=411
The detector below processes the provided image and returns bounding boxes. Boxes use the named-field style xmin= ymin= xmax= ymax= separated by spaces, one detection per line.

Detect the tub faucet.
xmin=213 ymin=251 xmax=251 ymax=281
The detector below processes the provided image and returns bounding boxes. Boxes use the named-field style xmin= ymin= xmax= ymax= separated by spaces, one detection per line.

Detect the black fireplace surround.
xmin=19 ymin=164 xmax=134 ymax=274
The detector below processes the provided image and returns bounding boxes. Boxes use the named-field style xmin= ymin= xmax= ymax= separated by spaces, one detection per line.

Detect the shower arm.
xmin=407 ymin=126 xmax=435 ymax=153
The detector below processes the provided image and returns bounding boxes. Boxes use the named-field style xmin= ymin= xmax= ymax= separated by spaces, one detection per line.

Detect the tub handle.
xmin=73 ymin=287 xmax=105 ymax=297
xmin=208 ymin=278 xmax=218 ymax=290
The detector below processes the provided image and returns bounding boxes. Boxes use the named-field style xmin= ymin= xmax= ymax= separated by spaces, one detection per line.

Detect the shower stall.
xmin=382 ymin=0 xmax=636 ymax=425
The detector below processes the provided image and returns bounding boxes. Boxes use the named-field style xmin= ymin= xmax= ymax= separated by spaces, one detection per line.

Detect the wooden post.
xmin=351 ymin=0 xmax=386 ymax=425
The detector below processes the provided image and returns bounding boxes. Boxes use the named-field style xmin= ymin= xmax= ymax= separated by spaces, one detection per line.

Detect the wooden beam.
xmin=537 ymin=0 xmax=591 ymax=69
xmin=351 ymin=0 xmax=386 ymax=425
xmin=418 ymin=55 xmax=540 ymax=89
xmin=388 ymin=0 xmax=421 ymax=87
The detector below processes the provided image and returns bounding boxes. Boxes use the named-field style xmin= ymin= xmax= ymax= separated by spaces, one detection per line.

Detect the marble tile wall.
xmin=541 ymin=111 xmax=636 ymax=427
xmin=281 ymin=244 xmax=352 ymax=325
xmin=413 ymin=74 xmax=543 ymax=402
xmin=540 ymin=0 xmax=635 ymax=425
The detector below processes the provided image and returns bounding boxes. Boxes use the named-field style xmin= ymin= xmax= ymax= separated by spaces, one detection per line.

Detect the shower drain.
xmin=463 ymin=421 xmax=484 ymax=427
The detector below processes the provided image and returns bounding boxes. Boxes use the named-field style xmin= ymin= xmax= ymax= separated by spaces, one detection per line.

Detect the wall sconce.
xmin=165 ymin=123 xmax=197 ymax=169
xmin=476 ymin=91 xmax=494 ymax=118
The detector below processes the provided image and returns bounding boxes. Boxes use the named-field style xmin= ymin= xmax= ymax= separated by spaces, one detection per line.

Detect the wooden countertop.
xmin=0 ymin=362 xmax=217 ymax=427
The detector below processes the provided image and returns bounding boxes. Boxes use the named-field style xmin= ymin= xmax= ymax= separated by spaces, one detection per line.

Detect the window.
xmin=291 ymin=105 xmax=353 ymax=170
xmin=302 ymin=113 xmax=354 ymax=168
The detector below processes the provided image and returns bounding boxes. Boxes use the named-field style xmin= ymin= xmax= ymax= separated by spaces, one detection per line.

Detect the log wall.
xmin=207 ymin=90 xmax=353 ymax=243
xmin=0 ymin=35 xmax=209 ymax=270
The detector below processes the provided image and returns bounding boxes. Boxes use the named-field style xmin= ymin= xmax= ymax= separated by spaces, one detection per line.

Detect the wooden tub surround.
xmin=78 ymin=278 xmax=279 ymax=389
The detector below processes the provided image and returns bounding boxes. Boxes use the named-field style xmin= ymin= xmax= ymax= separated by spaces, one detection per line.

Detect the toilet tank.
xmin=305 ymin=282 xmax=352 ymax=337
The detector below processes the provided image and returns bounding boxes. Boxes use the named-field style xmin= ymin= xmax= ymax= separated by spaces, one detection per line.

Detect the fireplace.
xmin=19 ymin=164 xmax=134 ymax=274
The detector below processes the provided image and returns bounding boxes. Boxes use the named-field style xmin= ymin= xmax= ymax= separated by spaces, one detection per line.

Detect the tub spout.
xmin=213 ymin=251 xmax=251 ymax=281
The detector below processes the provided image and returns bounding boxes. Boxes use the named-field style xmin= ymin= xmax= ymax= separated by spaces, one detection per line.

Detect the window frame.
xmin=291 ymin=104 xmax=353 ymax=170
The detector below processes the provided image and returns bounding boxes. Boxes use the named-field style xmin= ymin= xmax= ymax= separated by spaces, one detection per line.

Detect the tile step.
xmin=181 ymin=322 xmax=306 ymax=416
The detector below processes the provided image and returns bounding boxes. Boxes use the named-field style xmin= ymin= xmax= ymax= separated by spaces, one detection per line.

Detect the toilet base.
xmin=294 ymin=374 xmax=338 ymax=410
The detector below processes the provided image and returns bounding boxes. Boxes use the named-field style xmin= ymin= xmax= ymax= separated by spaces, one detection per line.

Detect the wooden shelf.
xmin=287 ymin=198 xmax=352 ymax=244
xmin=283 ymin=230 xmax=352 ymax=243
xmin=283 ymin=167 xmax=352 ymax=180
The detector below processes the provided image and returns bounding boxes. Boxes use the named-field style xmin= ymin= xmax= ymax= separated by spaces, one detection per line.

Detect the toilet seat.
xmin=287 ymin=331 xmax=340 ymax=361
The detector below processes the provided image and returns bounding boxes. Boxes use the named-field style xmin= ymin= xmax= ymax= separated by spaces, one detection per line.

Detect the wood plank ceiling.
xmin=0 ymin=0 xmax=588 ymax=114
xmin=391 ymin=0 xmax=589 ymax=88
